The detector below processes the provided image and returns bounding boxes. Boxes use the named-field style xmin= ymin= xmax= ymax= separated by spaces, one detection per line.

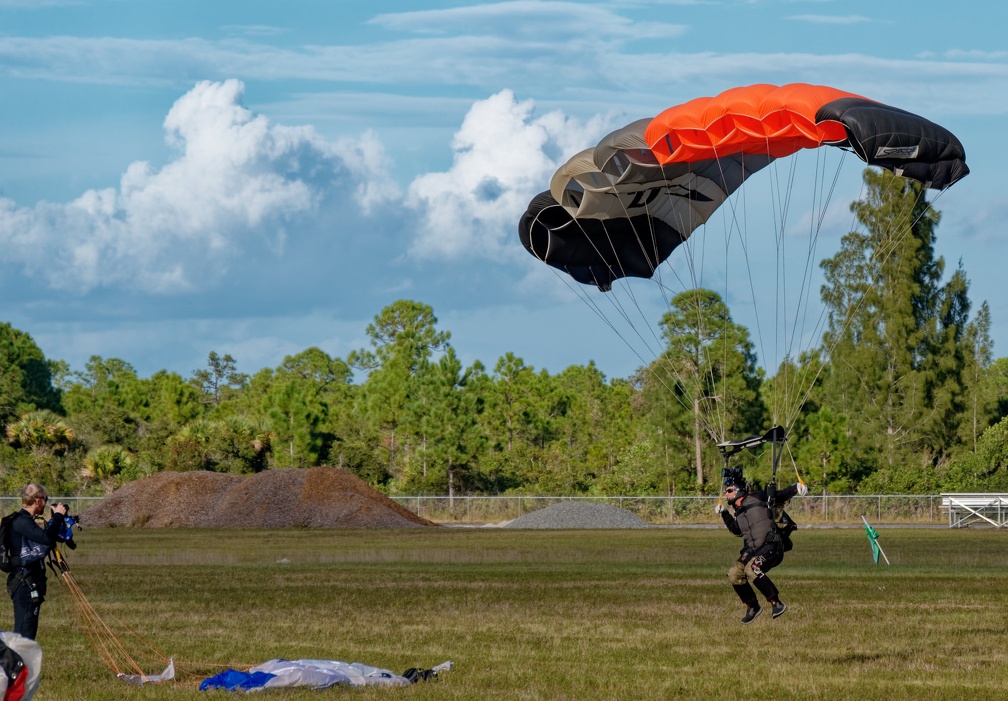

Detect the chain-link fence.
xmin=0 ymin=496 xmax=100 ymax=515
xmin=0 ymin=494 xmax=947 ymax=526
xmin=390 ymin=494 xmax=947 ymax=526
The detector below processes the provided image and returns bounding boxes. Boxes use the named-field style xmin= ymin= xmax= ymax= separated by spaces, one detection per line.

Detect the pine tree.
xmin=348 ymin=300 xmax=450 ymax=479
xmin=819 ymin=168 xmax=976 ymax=481
xmin=960 ymin=301 xmax=996 ymax=452
xmin=651 ymin=288 xmax=765 ymax=485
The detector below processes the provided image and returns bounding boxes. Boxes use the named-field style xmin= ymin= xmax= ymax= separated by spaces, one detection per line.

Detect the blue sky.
xmin=0 ymin=0 xmax=1003 ymax=383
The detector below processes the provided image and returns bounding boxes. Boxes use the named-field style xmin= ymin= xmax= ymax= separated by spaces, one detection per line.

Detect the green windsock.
xmin=863 ymin=518 xmax=880 ymax=563
xmin=861 ymin=516 xmax=889 ymax=565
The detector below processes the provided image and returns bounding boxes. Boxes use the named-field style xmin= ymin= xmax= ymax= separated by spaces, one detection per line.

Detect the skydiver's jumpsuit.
xmin=6 ymin=510 xmax=63 ymax=640
xmin=719 ymin=485 xmax=798 ymax=607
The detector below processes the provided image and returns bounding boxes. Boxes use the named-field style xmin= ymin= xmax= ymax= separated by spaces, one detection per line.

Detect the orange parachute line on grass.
xmin=47 ymin=546 xmax=175 ymax=685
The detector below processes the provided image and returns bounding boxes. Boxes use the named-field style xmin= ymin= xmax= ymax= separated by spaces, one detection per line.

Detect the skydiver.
xmin=715 ymin=472 xmax=807 ymax=624
xmin=4 ymin=483 xmax=67 ymax=640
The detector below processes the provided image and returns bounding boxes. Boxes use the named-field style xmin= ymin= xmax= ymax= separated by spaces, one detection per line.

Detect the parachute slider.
xmin=118 ymin=659 xmax=175 ymax=686
xmin=716 ymin=425 xmax=786 ymax=457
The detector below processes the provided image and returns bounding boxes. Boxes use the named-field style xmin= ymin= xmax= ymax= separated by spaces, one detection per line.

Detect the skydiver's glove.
xmin=796 ymin=482 xmax=809 ymax=497
xmin=715 ymin=502 xmax=725 ymax=515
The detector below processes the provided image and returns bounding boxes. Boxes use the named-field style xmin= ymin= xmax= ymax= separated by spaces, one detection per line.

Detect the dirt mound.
xmin=79 ymin=467 xmax=434 ymax=528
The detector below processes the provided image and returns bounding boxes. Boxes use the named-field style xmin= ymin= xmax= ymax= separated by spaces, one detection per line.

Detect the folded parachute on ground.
xmin=519 ymin=83 xmax=969 ymax=290
xmin=0 ymin=631 xmax=42 ymax=701
xmin=199 ymin=659 xmax=452 ymax=692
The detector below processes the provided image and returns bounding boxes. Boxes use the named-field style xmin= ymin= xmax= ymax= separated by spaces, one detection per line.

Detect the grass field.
xmin=13 ymin=526 xmax=1008 ymax=700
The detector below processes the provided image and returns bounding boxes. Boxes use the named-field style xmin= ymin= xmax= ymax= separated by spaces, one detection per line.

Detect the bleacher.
xmin=940 ymin=493 xmax=1008 ymax=528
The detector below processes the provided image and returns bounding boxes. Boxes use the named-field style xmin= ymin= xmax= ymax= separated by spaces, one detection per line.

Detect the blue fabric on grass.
xmin=199 ymin=669 xmax=276 ymax=691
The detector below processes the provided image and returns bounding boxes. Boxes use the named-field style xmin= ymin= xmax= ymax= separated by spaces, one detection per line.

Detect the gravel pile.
xmin=504 ymin=501 xmax=649 ymax=529
xmin=80 ymin=467 xmax=435 ymax=529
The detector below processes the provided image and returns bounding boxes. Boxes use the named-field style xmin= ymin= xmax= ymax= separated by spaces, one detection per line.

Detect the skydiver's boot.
xmin=741 ymin=604 xmax=762 ymax=624
xmin=733 ymin=584 xmax=761 ymax=624
xmin=771 ymin=601 xmax=787 ymax=618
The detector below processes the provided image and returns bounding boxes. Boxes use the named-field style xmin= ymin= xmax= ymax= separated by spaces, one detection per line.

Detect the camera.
xmin=722 ymin=466 xmax=745 ymax=488
xmin=47 ymin=505 xmax=80 ymax=549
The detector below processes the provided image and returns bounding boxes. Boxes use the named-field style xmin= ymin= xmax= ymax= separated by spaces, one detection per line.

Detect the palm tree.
xmin=81 ymin=445 xmax=134 ymax=494
xmin=5 ymin=409 xmax=75 ymax=455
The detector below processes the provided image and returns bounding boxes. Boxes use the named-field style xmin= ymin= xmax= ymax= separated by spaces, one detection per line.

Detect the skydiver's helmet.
xmin=722 ymin=466 xmax=747 ymax=497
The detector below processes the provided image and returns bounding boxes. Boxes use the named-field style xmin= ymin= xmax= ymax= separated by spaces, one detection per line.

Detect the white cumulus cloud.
xmin=0 ymin=79 xmax=398 ymax=293
xmin=406 ymin=89 xmax=616 ymax=261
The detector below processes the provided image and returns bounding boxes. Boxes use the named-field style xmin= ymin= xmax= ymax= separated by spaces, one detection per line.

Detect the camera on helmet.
xmin=721 ymin=466 xmax=745 ymax=489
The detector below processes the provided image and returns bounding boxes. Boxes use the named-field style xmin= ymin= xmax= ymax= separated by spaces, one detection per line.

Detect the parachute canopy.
xmin=199 ymin=659 xmax=452 ymax=692
xmin=519 ymin=83 xmax=969 ymax=290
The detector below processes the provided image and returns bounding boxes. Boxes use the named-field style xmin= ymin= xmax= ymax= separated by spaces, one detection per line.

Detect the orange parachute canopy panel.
xmin=645 ymin=83 xmax=862 ymax=163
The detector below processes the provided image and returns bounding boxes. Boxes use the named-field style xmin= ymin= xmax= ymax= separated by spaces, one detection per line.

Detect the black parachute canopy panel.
xmin=518 ymin=191 xmax=686 ymax=292
xmin=816 ymin=97 xmax=969 ymax=190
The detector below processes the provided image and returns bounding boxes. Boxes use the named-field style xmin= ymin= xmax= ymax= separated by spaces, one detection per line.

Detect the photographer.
xmin=5 ymin=484 xmax=66 ymax=640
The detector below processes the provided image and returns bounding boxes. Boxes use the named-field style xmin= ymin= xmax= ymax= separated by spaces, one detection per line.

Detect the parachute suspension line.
xmin=608 ymin=165 xmax=681 ymax=351
xmin=767 ymin=148 xmax=800 ymax=427
xmin=785 ymin=171 xmax=942 ymax=430
xmin=542 ymin=211 xmax=715 ymax=431
xmin=551 ymin=155 xmax=741 ymax=444
xmin=638 ymin=168 xmax=730 ymax=442
xmin=785 ymin=173 xmax=870 ymax=429
xmin=790 ymin=150 xmax=834 ymax=374
xmin=550 ymin=246 xmax=658 ymax=361
xmin=779 ymin=150 xmax=824 ymax=427
xmin=707 ymin=147 xmax=767 ymax=421
xmin=48 ymin=547 xmax=171 ymax=682
xmin=783 ymin=149 xmax=852 ymax=430
xmin=679 ymin=147 xmax=767 ymax=442
xmin=709 ymin=141 xmax=787 ymax=430
xmin=661 ymin=150 xmax=734 ymax=443
xmin=782 ymin=168 xmax=870 ymax=429
xmin=782 ymin=440 xmax=808 ymax=489
xmin=717 ymin=152 xmax=737 ymax=441
xmin=591 ymin=187 xmax=697 ymax=379
xmin=771 ymin=146 xmax=847 ymax=430
xmin=648 ymin=248 xmax=729 ymax=442
xmin=681 ymin=146 xmax=749 ymax=443
xmin=701 ymin=142 xmax=847 ymax=438
xmin=608 ymin=158 xmax=734 ymax=444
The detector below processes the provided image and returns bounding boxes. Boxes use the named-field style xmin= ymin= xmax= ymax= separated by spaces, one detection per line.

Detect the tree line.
xmin=3 ymin=170 xmax=1008 ymax=497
